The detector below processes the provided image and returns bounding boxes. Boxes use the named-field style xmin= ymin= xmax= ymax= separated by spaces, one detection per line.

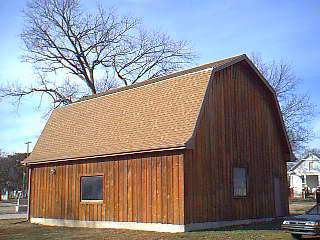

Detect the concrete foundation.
xmin=31 ymin=217 xmax=274 ymax=232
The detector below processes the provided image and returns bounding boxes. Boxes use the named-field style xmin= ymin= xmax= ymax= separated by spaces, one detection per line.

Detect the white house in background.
xmin=288 ymin=153 xmax=320 ymax=197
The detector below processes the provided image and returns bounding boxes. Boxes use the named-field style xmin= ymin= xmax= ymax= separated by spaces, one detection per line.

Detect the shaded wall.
xmin=184 ymin=61 xmax=289 ymax=224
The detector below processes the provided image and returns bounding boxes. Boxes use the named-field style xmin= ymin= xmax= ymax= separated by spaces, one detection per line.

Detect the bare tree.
xmin=0 ymin=0 xmax=194 ymax=109
xmin=250 ymin=53 xmax=316 ymax=154
xmin=0 ymin=153 xmax=26 ymax=192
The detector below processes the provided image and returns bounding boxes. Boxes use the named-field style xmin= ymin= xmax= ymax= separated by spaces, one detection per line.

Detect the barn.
xmin=23 ymin=54 xmax=292 ymax=232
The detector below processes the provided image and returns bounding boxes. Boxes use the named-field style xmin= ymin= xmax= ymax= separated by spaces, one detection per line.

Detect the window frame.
xmin=309 ymin=161 xmax=314 ymax=171
xmin=232 ymin=166 xmax=248 ymax=198
xmin=80 ymin=174 xmax=105 ymax=204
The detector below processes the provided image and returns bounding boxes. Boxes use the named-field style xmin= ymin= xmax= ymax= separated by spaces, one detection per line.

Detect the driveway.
xmin=0 ymin=201 xmax=27 ymax=220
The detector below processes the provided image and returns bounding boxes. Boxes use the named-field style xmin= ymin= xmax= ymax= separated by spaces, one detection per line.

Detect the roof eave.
xmin=24 ymin=145 xmax=187 ymax=166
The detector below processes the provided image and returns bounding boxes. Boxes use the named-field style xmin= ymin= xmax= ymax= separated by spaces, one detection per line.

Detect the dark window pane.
xmin=81 ymin=176 xmax=103 ymax=201
xmin=233 ymin=168 xmax=247 ymax=197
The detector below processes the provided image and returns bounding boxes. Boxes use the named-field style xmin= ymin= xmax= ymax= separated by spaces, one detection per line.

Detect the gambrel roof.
xmin=24 ymin=54 xmax=292 ymax=165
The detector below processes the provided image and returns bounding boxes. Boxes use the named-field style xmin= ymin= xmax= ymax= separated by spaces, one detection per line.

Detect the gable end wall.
xmin=184 ymin=61 xmax=289 ymax=224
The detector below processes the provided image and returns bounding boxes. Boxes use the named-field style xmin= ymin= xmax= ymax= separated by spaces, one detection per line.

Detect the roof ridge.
xmin=72 ymin=54 xmax=245 ymax=105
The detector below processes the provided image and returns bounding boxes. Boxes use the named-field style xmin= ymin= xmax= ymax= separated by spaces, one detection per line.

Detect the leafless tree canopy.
xmin=250 ymin=53 xmax=316 ymax=154
xmin=0 ymin=0 xmax=194 ymax=108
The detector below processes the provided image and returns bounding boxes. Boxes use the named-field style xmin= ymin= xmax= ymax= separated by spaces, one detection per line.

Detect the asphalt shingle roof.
xmin=25 ymin=55 xmax=245 ymax=164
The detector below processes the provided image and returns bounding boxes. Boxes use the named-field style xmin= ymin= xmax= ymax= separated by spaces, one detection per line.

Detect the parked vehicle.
xmin=282 ymin=205 xmax=320 ymax=239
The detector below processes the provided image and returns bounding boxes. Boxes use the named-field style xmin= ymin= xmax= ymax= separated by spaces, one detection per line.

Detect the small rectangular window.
xmin=301 ymin=175 xmax=306 ymax=183
xmin=233 ymin=167 xmax=247 ymax=197
xmin=81 ymin=176 xmax=103 ymax=202
xmin=309 ymin=162 xmax=314 ymax=171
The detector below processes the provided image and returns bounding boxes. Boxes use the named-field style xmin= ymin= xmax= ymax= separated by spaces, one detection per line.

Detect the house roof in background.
xmin=287 ymin=153 xmax=320 ymax=172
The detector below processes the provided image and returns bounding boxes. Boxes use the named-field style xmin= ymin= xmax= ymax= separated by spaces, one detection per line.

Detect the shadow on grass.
xmin=191 ymin=219 xmax=284 ymax=233
xmin=11 ymin=219 xmax=29 ymax=224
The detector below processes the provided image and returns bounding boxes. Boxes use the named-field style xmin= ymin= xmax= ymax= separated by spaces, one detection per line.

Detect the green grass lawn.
xmin=0 ymin=219 xmax=291 ymax=240
xmin=0 ymin=199 xmax=316 ymax=240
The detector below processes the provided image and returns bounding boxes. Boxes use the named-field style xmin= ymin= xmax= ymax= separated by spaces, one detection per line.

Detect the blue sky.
xmin=0 ymin=0 xmax=319 ymax=153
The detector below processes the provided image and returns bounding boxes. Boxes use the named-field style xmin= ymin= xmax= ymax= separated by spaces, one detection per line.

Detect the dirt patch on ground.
xmin=0 ymin=219 xmax=291 ymax=240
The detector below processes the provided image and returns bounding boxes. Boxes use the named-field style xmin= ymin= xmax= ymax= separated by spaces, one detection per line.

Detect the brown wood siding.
xmin=184 ymin=61 xmax=289 ymax=224
xmin=30 ymin=150 xmax=185 ymax=225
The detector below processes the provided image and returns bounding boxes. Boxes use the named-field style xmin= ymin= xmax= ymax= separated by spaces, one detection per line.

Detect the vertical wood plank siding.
xmin=30 ymin=150 xmax=185 ymax=225
xmin=29 ymin=59 xmax=290 ymax=227
xmin=184 ymin=61 xmax=289 ymax=224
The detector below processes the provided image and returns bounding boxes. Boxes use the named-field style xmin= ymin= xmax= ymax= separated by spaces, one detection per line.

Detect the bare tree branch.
xmin=250 ymin=52 xmax=316 ymax=154
xmin=0 ymin=0 xmax=195 ymax=111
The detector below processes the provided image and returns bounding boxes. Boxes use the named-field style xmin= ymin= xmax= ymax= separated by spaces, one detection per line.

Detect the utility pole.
xmin=24 ymin=141 xmax=32 ymax=220
xmin=25 ymin=141 xmax=32 ymax=157
xmin=23 ymin=141 xmax=31 ymax=199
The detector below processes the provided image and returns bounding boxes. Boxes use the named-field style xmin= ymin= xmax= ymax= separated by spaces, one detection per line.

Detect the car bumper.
xmin=282 ymin=225 xmax=320 ymax=235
